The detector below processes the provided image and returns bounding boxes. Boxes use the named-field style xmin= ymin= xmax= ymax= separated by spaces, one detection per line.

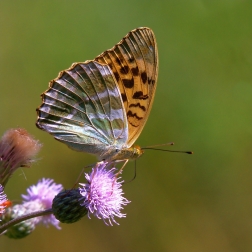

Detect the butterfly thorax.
xmin=101 ymin=145 xmax=144 ymax=162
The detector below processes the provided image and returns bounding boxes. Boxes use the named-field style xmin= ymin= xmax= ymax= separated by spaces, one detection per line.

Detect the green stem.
xmin=0 ymin=208 xmax=53 ymax=234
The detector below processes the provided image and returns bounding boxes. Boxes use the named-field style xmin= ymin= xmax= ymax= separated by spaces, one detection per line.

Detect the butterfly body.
xmin=100 ymin=144 xmax=143 ymax=162
xmin=36 ymin=27 xmax=158 ymax=163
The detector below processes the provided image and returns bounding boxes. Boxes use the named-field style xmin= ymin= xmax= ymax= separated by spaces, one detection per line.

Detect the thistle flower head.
xmin=79 ymin=161 xmax=130 ymax=226
xmin=0 ymin=128 xmax=42 ymax=186
xmin=1 ymin=179 xmax=63 ymax=239
xmin=22 ymin=178 xmax=63 ymax=229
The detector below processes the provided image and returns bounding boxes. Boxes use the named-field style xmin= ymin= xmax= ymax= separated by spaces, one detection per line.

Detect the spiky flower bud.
xmin=2 ymin=203 xmax=39 ymax=239
xmin=52 ymin=189 xmax=87 ymax=223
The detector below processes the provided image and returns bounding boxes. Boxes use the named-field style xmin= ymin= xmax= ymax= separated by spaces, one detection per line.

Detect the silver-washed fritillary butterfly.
xmin=36 ymin=27 xmax=158 ymax=162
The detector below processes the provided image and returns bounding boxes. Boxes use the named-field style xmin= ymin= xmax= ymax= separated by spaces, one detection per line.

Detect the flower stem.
xmin=0 ymin=208 xmax=53 ymax=234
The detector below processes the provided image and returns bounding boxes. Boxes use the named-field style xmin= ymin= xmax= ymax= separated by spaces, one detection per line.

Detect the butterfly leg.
xmin=108 ymin=159 xmax=129 ymax=195
xmin=115 ymin=159 xmax=129 ymax=177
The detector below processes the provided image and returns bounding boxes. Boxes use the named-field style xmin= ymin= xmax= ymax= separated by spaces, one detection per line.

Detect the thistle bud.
xmin=0 ymin=128 xmax=42 ymax=186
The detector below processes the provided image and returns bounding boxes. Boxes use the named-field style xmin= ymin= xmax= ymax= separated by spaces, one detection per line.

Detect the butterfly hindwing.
xmin=36 ymin=61 xmax=128 ymax=156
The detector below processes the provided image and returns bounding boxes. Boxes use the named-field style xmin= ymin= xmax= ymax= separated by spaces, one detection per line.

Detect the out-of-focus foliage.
xmin=0 ymin=1 xmax=251 ymax=251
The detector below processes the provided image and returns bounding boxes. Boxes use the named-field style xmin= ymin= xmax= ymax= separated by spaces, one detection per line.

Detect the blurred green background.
xmin=0 ymin=1 xmax=251 ymax=251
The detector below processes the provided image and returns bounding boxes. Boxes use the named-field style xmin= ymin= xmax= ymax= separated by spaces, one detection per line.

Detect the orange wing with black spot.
xmin=95 ymin=27 xmax=158 ymax=147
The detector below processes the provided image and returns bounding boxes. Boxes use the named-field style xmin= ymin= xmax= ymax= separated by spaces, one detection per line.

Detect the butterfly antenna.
xmin=143 ymin=148 xmax=193 ymax=154
xmin=142 ymin=142 xmax=175 ymax=148
xmin=142 ymin=142 xmax=193 ymax=154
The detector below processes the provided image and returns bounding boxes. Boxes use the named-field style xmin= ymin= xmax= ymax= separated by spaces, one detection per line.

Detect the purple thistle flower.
xmin=22 ymin=178 xmax=63 ymax=229
xmin=0 ymin=184 xmax=8 ymax=214
xmin=79 ymin=161 xmax=130 ymax=226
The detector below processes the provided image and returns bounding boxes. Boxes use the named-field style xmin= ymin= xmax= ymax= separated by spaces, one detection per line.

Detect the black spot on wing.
xmin=122 ymin=78 xmax=134 ymax=88
xmin=127 ymin=110 xmax=143 ymax=122
xmin=129 ymin=103 xmax=146 ymax=111
xmin=129 ymin=122 xmax=138 ymax=127
xmin=116 ymin=58 xmax=121 ymax=65
xmin=141 ymin=72 xmax=147 ymax=84
xmin=120 ymin=65 xmax=129 ymax=74
xmin=121 ymin=93 xmax=127 ymax=102
xmin=131 ymin=67 xmax=139 ymax=76
xmin=113 ymin=72 xmax=120 ymax=82
xmin=132 ymin=91 xmax=149 ymax=100
xmin=128 ymin=57 xmax=134 ymax=63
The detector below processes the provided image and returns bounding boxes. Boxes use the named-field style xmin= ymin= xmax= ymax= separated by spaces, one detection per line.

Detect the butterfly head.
xmin=129 ymin=145 xmax=144 ymax=160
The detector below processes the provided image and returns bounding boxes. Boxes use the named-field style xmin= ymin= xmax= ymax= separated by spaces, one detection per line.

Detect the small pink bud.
xmin=0 ymin=128 xmax=42 ymax=186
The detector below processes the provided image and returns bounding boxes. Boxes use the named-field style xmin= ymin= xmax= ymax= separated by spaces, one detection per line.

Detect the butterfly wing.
xmin=36 ymin=61 xmax=128 ymax=157
xmin=95 ymin=27 xmax=158 ymax=147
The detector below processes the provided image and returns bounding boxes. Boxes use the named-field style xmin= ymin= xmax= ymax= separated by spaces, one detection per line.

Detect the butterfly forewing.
xmin=95 ymin=27 xmax=158 ymax=147
xmin=36 ymin=61 xmax=128 ymax=156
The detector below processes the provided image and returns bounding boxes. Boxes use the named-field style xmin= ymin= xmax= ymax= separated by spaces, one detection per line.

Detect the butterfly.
xmin=36 ymin=27 xmax=158 ymax=163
